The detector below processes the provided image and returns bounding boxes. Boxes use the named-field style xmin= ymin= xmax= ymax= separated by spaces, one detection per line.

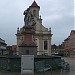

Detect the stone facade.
xmin=16 ymin=1 xmax=52 ymax=55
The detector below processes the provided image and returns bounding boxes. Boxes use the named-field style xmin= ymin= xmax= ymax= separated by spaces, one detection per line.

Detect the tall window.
xmin=33 ymin=10 xmax=36 ymax=17
xmin=44 ymin=40 xmax=48 ymax=50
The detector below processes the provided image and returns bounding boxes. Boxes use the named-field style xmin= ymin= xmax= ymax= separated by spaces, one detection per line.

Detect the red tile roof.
xmin=30 ymin=1 xmax=40 ymax=8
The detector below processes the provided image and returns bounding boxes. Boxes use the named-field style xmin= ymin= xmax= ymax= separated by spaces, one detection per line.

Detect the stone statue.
xmin=23 ymin=10 xmax=36 ymax=26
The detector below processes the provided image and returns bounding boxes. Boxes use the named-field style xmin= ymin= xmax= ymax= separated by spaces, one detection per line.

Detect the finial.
xmin=40 ymin=15 xmax=41 ymax=18
xmin=40 ymin=15 xmax=42 ymax=19
xmin=17 ymin=27 xmax=19 ymax=31
xmin=17 ymin=27 xmax=19 ymax=33
xmin=49 ymin=27 xmax=51 ymax=32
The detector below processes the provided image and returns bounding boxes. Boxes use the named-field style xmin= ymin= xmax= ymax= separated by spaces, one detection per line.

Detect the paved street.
xmin=62 ymin=56 xmax=75 ymax=75
xmin=50 ymin=56 xmax=75 ymax=75
xmin=0 ymin=56 xmax=75 ymax=75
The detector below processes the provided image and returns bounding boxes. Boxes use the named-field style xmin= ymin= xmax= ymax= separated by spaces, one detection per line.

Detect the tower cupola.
xmin=30 ymin=0 xmax=40 ymax=8
xmin=29 ymin=1 xmax=40 ymax=19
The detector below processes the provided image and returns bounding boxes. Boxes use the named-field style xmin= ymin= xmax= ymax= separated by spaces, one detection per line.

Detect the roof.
xmin=0 ymin=38 xmax=7 ymax=45
xmin=30 ymin=1 xmax=40 ymax=8
xmin=71 ymin=30 xmax=75 ymax=34
xmin=64 ymin=38 xmax=69 ymax=41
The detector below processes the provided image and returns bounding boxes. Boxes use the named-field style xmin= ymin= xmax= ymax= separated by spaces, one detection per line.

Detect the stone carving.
xmin=23 ymin=10 xmax=36 ymax=26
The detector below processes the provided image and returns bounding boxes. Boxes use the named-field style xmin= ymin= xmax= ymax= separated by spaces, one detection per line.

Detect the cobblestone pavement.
xmin=0 ymin=56 xmax=75 ymax=75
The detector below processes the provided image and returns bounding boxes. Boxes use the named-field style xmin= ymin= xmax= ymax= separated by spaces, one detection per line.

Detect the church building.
xmin=16 ymin=1 xmax=52 ymax=56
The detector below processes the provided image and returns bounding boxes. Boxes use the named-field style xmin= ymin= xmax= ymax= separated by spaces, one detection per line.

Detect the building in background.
xmin=0 ymin=38 xmax=7 ymax=55
xmin=6 ymin=45 xmax=17 ymax=55
xmin=12 ymin=45 xmax=17 ymax=55
xmin=16 ymin=1 xmax=52 ymax=56
xmin=6 ymin=46 xmax=12 ymax=55
xmin=51 ymin=44 xmax=58 ymax=54
xmin=64 ymin=30 xmax=75 ymax=56
xmin=51 ymin=44 xmax=64 ymax=56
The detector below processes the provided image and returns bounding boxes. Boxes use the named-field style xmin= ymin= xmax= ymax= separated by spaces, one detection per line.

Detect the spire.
xmin=30 ymin=0 xmax=40 ymax=8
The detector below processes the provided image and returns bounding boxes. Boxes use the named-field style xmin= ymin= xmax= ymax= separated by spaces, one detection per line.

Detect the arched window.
xmin=33 ymin=10 xmax=36 ymax=17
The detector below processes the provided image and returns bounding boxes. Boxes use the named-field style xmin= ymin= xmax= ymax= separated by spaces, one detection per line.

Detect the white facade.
xmin=16 ymin=1 xmax=52 ymax=55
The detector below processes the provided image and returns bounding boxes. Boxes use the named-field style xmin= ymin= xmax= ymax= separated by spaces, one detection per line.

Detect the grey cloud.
xmin=0 ymin=0 xmax=74 ymax=45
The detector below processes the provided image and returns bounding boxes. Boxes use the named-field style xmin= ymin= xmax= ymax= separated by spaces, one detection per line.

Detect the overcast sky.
xmin=0 ymin=0 xmax=74 ymax=45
